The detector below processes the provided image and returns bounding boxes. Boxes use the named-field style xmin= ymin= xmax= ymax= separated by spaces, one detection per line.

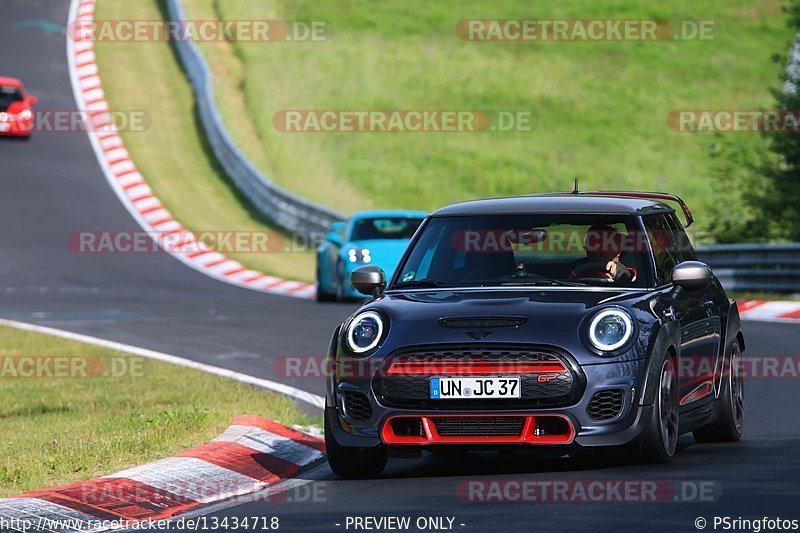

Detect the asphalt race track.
xmin=2 ymin=2 xmax=799 ymax=532
xmin=0 ymin=0 xmax=354 ymax=403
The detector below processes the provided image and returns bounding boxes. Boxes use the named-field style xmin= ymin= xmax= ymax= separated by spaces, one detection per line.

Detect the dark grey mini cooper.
xmin=324 ymin=191 xmax=745 ymax=477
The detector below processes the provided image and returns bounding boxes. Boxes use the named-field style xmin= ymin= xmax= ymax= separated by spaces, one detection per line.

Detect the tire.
xmin=334 ymin=261 xmax=345 ymax=302
xmin=315 ymin=259 xmax=335 ymax=302
xmin=315 ymin=279 xmax=335 ymax=302
xmin=693 ymin=342 xmax=744 ymax=443
xmin=637 ymin=357 xmax=679 ymax=464
xmin=325 ymin=408 xmax=387 ymax=478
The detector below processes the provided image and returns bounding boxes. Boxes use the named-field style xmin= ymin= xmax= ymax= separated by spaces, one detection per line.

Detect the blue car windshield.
xmin=393 ymin=214 xmax=652 ymax=288
xmin=351 ymin=217 xmax=423 ymax=241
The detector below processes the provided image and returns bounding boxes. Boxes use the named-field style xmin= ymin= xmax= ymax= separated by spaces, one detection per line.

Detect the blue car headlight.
xmin=345 ymin=310 xmax=385 ymax=354
xmin=347 ymin=248 xmax=372 ymax=264
xmin=587 ymin=308 xmax=633 ymax=353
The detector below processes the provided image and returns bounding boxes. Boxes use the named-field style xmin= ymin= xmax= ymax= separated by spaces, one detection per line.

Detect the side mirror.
xmin=351 ymin=265 xmax=386 ymax=297
xmin=671 ymin=261 xmax=713 ymax=292
xmin=27 ymin=96 xmax=38 ymax=105
xmin=326 ymin=231 xmax=342 ymax=246
xmin=326 ymin=221 xmax=346 ymax=245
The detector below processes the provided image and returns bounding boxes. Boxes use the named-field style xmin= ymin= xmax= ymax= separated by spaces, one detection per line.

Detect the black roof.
xmin=431 ymin=194 xmax=675 ymax=217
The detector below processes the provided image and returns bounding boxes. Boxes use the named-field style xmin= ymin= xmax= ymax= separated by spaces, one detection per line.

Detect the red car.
xmin=0 ymin=77 xmax=37 ymax=137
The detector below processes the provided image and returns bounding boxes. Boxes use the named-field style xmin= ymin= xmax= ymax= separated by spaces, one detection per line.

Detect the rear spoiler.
xmin=539 ymin=189 xmax=694 ymax=228
xmin=582 ymin=191 xmax=694 ymax=228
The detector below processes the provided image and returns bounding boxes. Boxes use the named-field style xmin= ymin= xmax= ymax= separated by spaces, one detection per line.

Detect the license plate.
xmin=430 ymin=376 xmax=521 ymax=399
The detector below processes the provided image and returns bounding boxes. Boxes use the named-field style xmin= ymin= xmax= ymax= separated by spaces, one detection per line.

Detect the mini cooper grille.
xmin=432 ymin=416 xmax=525 ymax=436
xmin=342 ymin=391 xmax=372 ymax=421
xmin=375 ymin=346 xmax=582 ymax=409
xmin=587 ymin=389 xmax=625 ymax=421
xmin=439 ymin=317 xmax=527 ymax=329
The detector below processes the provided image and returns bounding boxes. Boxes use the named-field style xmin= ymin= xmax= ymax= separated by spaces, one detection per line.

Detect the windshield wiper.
xmin=391 ymin=279 xmax=445 ymax=289
xmin=500 ymin=279 xmax=586 ymax=287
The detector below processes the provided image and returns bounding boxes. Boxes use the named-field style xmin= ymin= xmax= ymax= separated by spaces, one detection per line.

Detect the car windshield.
xmin=350 ymin=217 xmax=423 ymax=241
xmin=0 ymin=86 xmax=24 ymax=111
xmin=392 ymin=214 xmax=651 ymax=289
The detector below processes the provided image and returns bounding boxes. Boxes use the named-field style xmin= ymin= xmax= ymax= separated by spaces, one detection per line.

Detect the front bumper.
xmin=329 ymin=354 xmax=652 ymax=450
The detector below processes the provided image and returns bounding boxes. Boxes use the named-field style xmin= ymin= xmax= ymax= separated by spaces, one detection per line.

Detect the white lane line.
xmin=0 ymin=318 xmax=325 ymax=409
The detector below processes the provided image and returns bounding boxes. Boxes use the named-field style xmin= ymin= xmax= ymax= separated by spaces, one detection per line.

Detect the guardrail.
xmin=163 ymin=1 xmax=799 ymax=294
xmin=165 ymin=0 xmax=345 ymax=237
xmin=697 ymin=243 xmax=800 ymax=293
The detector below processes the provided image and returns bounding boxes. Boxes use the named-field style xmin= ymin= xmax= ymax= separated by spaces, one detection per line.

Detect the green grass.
xmin=184 ymin=0 xmax=793 ymax=240
xmin=0 ymin=325 xmax=315 ymax=497
xmin=92 ymin=0 xmax=315 ymax=282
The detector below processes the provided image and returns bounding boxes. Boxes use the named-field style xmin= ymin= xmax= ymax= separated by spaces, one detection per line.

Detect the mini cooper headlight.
xmin=346 ymin=310 xmax=384 ymax=354
xmin=588 ymin=308 xmax=633 ymax=353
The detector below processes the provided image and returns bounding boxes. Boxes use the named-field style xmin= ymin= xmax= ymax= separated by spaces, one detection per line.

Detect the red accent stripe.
xmin=259 ymin=279 xmax=286 ymax=289
xmin=103 ymin=142 xmax=123 ymax=152
xmin=285 ymin=283 xmax=313 ymax=293
xmin=76 ymin=59 xmax=95 ymax=68
xmin=150 ymin=216 xmax=174 ymax=227
xmin=738 ymin=300 xmax=767 ymax=313
xmin=107 ymin=156 xmax=131 ymax=166
xmin=84 ymin=96 xmax=105 ymax=106
xmin=118 ymin=170 xmax=141 ymax=181
xmin=187 ymin=249 xmax=211 ymax=259
xmin=241 ymin=273 xmax=266 ymax=284
xmin=777 ymin=307 xmax=800 ymax=320
xmin=222 ymin=267 xmax=246 ymax=277
xmin=386 ymin=361 xmax=567 ymax=375
xmin=679 ymin=381 xmax=714 ymax=406
xmin=130 ymin=193 xmax=154 ymax=203
xmin=139 ymin=205 xmax=164 ymax=216
xmin=121 ymin=179 xmax=144 ymax=190
xmin=381 ymin=414 xmax=575 ymax=446
xmin=179 ymin=442 xmax=298 ymax=483
xmin=232 ymin=415 xmax=326 ymax=452
xmin=205 ymin=258 xmax=228 ymax=268
xmin=96 ymin=130 xmax=117 ymax=141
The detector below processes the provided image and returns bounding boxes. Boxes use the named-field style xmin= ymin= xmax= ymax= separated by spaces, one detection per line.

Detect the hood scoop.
xmin=439 ymin=317 xmax=527 ymax=329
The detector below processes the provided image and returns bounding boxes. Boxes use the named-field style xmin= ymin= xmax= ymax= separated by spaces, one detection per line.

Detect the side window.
xmin=643 ymin=215 xmax=680 ymax=285
xmin=665 ymin=213 xmax=697 ymax=262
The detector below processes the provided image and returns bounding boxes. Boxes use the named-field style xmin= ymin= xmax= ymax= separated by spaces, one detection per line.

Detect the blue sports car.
xmin=316 ymin=210 xmax=427 ymax=302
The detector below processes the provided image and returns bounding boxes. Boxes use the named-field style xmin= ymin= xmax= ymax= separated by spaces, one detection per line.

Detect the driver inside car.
xmin=570 ymin=225 xmax=637 ymax=283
